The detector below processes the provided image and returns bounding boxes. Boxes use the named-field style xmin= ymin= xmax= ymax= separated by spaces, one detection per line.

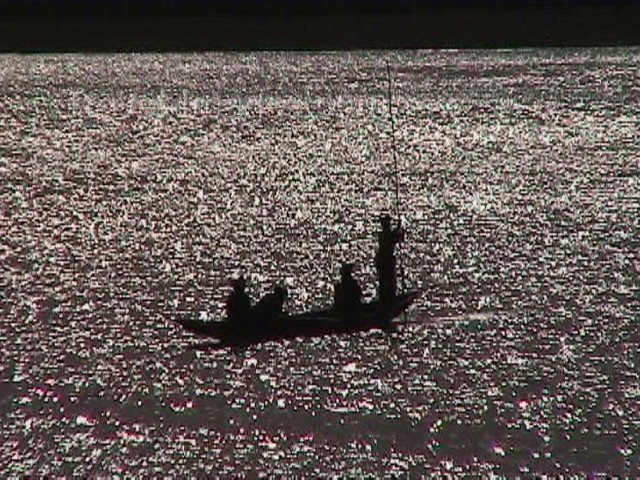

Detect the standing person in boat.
xmin=225 ymin=276 xmax=252 ymax=324
xmin=253 ymin=285 xmax=287 ymax=321
xmin=333 ymin=263 xmax=363 ymax=318
xmin=375 ymin=214 xmax=404 ymax=305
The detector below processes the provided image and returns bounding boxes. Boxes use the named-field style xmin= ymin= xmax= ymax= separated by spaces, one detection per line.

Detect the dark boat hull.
xmin=175 ymin=290 xmax=422 ymax=345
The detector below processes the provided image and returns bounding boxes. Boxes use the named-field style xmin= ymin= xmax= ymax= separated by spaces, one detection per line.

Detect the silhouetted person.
xmin=333 ymin=263 xmax=363 ymax=317
xmin=375 ymin=214 xmax=404 ymax=305
xmin=225 ymin=276 xmax=251 ymax=324
xmin=253 ymin=285 xmax=287 ymax=320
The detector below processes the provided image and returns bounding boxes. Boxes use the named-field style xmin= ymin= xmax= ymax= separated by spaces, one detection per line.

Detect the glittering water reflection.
xmin=1 ymin=48 xmax=639 ymax=476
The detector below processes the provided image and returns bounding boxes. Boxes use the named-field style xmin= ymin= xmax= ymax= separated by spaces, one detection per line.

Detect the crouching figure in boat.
xmin=253 ymin=285 xmax=287 ymax=321
xmin=333 ymin=263 xmax=363 ymax=318
xmin=226 ymin=277 xmax=287 ymax=327
xmin=225 ymin=276 xmax=252 ymax=325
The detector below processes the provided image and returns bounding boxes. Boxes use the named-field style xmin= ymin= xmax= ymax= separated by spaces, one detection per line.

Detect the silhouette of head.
xmin=274 ymin=285 xmax=287 ymax=299
xmin=340 ymin=263 xmax=354 ymax=277
xmin=231 ymin=276 xmax=246 ymax=292
xmin=380 ymin=214 xmax=391 ymax=228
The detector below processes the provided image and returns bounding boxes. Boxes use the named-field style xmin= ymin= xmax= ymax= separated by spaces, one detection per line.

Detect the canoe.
xmin=175 ymin=290 xmax=422 ymax=345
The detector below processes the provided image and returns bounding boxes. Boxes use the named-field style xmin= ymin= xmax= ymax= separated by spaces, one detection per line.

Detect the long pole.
xmin=386 ymin=61 xmax=401 ymax=223
xmin=385 ymin=60 xmax=405 ymax=295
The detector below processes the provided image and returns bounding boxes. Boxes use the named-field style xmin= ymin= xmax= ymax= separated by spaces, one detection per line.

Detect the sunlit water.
xmin=1 ymin=48 xmax=638 ymax=477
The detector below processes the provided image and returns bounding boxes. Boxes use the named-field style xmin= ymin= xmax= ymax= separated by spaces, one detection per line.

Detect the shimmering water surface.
xmin=1 ymin=49 xmax=639 ymax=477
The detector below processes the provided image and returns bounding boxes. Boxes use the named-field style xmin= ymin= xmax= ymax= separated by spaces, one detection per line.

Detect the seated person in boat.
xmin=225 ymin=276 xmax=252 ymax=323
xmin=375 ymin=214 xmax=404 ymax=305
xmin=333 ymin=263 xmax=363 ymax=317
xmin=253 ymin=285 xmax=287 ymax=320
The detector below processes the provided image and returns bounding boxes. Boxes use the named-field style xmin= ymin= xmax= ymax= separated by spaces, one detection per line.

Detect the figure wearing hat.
xmin=333 ymin=263 xmax=363 ymax=317
xmin=375 ymin=214 xmax=404 ymax=305
xmin=225 ymin=275 xmax=252 ymax=324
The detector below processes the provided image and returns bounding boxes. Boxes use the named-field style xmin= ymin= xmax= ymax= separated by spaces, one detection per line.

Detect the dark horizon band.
xmin=1 ymin=0 xmax=638 ymax=53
